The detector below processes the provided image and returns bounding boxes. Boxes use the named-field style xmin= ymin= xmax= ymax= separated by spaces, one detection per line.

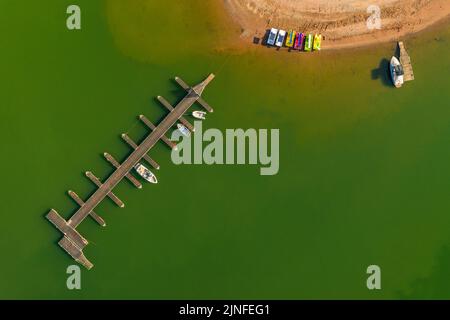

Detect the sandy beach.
xmin=224 ymin=0 xmax=450 ymax=49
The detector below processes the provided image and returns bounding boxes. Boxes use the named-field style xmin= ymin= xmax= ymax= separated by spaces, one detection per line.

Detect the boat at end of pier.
xmin=134 ymin=163 xmax=158 ymax=184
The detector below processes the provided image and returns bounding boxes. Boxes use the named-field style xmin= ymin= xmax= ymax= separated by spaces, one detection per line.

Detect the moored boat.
xmin=134 ymin=163 xmax=157 ymax=184
xmin=304 ymin=34 xmax=313 ymax=51
xmin=313 ymin=34 xmax=322 ymax=51
xmin=177 ymin=123 xmax=191 ymax=137
xmin=390 ymin=56 xmax=404 ymax=88
xmin=192 ymin=111 xmax=206 ymax=120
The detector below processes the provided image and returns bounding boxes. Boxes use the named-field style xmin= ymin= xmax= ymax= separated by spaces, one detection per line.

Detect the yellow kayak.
xmin=304 ymin=34 xmax=313 ymax=51
xmin=285 ymin=30 xmax=296 ymax=47
xmin=313 ymin=34 xmax=322 ymax=51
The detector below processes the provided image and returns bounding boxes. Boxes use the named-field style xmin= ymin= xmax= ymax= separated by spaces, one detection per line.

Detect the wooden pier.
xmin=398 ymin=41 xmax=414 ymax=82
xmin=139 ymin=114 xmax=177 ymax=150
xmin=68 ymin=190 xmax=106 ymax=227
xmin=121 ymin=133 xmax=161 ymax=170
xmin=175 ymin=76 xmax=214 ymax=113
xmin=104 ymin=152 xmax=142 ymax=189
xmin=85 ymin=171 xmax=125 ymax=208
xmin=157 ymin=96 xmax=195 ymax=132
xmin=46 ymin=74 xmax=215 ymax=269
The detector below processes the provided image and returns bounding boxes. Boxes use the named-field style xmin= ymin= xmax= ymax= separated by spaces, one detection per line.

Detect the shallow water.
xmin=0 ymin=0 xmax=449 ymax=299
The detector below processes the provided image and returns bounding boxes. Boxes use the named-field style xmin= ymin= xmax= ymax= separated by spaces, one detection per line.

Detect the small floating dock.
xmin=398 ymin=41 xmax=414 ymax=82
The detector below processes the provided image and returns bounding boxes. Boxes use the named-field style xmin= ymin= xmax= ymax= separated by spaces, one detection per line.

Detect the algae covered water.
xmin=0 ymin=0 xmax=449 ymax=299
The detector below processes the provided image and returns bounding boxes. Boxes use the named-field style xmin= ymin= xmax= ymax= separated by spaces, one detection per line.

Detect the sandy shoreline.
xmin=223 ymin=0 xmax=450 ymax=49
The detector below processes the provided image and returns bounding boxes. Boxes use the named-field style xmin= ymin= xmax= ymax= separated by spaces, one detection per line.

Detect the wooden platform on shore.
xmin=399 ymin=41 xmax=414 ymax=82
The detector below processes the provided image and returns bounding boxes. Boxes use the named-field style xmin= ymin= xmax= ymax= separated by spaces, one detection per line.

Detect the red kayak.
xmin=293 ymin=32 xmax=305 ymax=50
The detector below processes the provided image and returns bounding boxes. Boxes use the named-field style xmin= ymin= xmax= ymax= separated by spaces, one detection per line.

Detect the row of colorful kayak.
xmin=267 ymin=28 xmax=322 ymax=51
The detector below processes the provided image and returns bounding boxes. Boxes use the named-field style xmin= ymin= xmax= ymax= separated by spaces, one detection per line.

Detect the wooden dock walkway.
xmin=157 ymin=96 xmax=195 ymax=132
xmin=68 ymin=190 xmax=106 ymax=227
xmin=104 ymin=152 xmax=142 ymax=189
xmin=121 ymin=133 xmax=160 ymax=170
xmin=139 ymin=114 xmax=177 ymax=150
xmin=175 ymin=76 xmax=214 ymax=113
xmin=399 ymin=41 xmax=414 ymax=82
xmin=85 ymin=171 xmax=125 ymax=208
xmin=46 ymin=74 xmax=215 ymax=269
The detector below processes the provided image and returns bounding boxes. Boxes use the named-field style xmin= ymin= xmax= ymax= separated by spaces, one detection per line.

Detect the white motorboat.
xmin=177 ymin=123 xmax=191 ymax=137
xmin=390 ymin=56 xmax=404 ymax=88
xmin=134 ymin=163 xmax=157 ymax=184
xmin=192 ymin=111 xmax=206 ymax=120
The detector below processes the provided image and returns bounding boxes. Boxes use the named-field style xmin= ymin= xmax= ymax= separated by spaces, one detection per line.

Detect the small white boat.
xmin=390 ymin=56 xmax=404 ymax=88
xmin=134 ymin=163 xmax=157 ymax=184
xmin=177 ymin=123 xmax=191 ymax=137
xmin=192 ymin=111 xmax=206 ymax=120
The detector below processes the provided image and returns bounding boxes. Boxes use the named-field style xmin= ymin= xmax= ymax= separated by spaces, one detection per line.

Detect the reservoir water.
xmin=0 ymin=0 xmax=449 ymax=298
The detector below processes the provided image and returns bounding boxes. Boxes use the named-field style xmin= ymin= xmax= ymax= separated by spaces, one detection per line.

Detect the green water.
xmin=0 ymin=0 xmax=449 ymax=299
